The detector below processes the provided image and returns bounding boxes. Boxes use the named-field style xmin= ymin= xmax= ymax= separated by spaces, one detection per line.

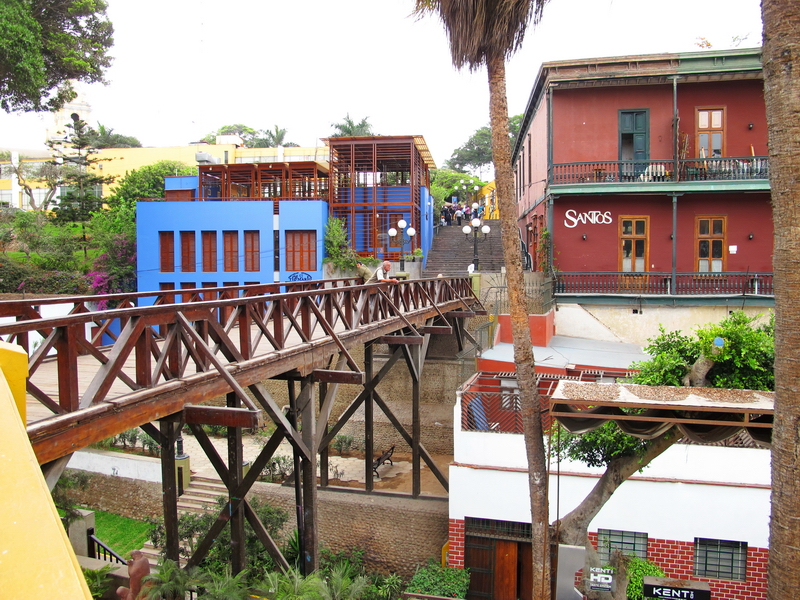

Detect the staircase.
xmin=139 ymin=476 xmax=229 ymax=565
xmin=424 ymin=219 xmax=506 ymax=277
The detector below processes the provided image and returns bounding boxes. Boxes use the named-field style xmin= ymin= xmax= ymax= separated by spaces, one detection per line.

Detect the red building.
xmin=513 ymin=48 xmax=773 ymax=305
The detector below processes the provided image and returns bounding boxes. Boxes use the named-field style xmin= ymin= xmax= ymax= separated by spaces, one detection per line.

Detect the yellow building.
xmin=478 ymin=180 xmax=498 ymax=219
xmin=0 ymin=143 xmax=332 ymax=208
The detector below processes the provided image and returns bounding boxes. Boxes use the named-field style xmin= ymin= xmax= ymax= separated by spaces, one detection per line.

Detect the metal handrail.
xmin=551 ymin=156 xmax=770 ymax=185
xmin=87 ymin=529 xmax=127 ymax=565
xmin=554 ymin=272 xmax=774 ymax=296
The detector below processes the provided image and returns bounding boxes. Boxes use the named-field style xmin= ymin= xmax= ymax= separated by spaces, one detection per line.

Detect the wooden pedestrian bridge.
xmin=0 ymin=276 xmax=483 ymax=573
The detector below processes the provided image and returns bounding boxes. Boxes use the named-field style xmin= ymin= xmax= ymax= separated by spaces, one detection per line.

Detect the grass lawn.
xmin=93 ymin=510 xmax=151 ymax=559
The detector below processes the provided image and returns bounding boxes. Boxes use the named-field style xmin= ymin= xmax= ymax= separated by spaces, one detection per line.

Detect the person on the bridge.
xmin=366 ymin=261 xmax=399 ymax=284
xmin=355 ymin=260 xmax=373 ymax=283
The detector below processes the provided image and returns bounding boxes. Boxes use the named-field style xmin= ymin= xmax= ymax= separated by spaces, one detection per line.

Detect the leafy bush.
xmin=261 ymin=455 xmax=294 ymax=482
xmin=625 ymin=556 xmax=665 ymax=600
xmin=405 ymin=561 xmax=469 ymax=599
xmin=89 ymin=233 xmax=137 ymax=301
xmin=0 ymin=258 xmax=37 ymax=292
xmin=324 ymin=218 xmax=362 ymax=272
xmin=82 ymin=564 xmax=115 ymax=599
xmin=629 ymin=311 xmax=774 ymax=391
xmin=331 ymin=435 xmax=354 ymax=453
xmin=17 ymin=270 xmax=92 ymax=295
xmin=146 ymin=496 xmax=288 ymax=582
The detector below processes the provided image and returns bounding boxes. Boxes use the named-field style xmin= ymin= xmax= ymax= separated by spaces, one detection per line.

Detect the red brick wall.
xmin=449 ymin=524 xmax=768 ymax=600
xmin=588 ymin=532 xmax=768 ymax=600
xmin=449 ymin=518 xmax=465 ymax=568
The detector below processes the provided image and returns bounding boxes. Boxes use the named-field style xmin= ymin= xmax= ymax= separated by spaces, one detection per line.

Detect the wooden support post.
xmin=299 ymin=375 xmax=318 ymax=574
xmin=227 ymin=391 xmax=246 ymax=574
xmin=56 ymin=325 xmax=79 ymax=412
xmin=135 ymin=325 xmax=152 ymax=387
xmin=319 ymin=380 xmax=328 ymax=488
xmin=160 ymin=418 xmax=180 ymax=562
xmin=287 ymin=379 xmax=304 ymax=563
xmin=410 ymin=344 xmax=421 ymax=498
xmin=365 ymin=341 xmax=374 ymax=493
xmin=238 ymin=308 xmax=251 ymax=360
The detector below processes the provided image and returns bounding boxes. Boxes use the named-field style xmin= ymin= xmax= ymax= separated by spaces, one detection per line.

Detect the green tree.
xmin=251 ymin=125 xmax=295 ymax=148
xmin=413 ymin=1 xmax=549 ymax=597
xmin=428 ymin=169 xmax=485 ymax=210
xmin=89 ymin=123 xmax=141 ymax=148
xmin=107 ymin=160 xmax=195 ymax=204
xmin=444 ymin=114 xmax=522 ymax=174
xmin=84 ymin=195 xmax=135 ymax=297
xmin=12 ymin=209 xmax=48 ymax=257
xmin=330 ymin=114 xmax=374 ymax=137
xmin=0 ymin=0 xmax=113 ymax=112
xmin=202 ymin=124 xmax=259 ymax=146
xmin=11 ymin=158 xmax=61 ymax=210
xmin=552 ymin=312 xmax=774 ymax=596
xmin=49 ymin=114 xmax=115 ymax=259
xmin=762 ymin=3 xmax=800 ymax=596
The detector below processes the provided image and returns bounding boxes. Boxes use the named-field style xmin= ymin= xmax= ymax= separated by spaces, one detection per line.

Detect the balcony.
xmin=551 ymin=157 xmax=769 ymax=185
xmin=555 ymin=272 xmax=774 ymax=296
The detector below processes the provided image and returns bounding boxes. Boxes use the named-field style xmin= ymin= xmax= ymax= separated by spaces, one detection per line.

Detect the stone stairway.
xmin=139 ymin=476 xmax=229 ymax=565
xmin=423 ymin=219 xmax=506 ymax=277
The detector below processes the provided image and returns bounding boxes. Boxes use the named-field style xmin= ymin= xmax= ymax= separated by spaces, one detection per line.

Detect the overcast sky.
xmin=1 ymin=0 xmax=762 ymax=167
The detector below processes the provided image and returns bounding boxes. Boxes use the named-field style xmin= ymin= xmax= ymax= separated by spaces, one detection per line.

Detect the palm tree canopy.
xmin=414 ymin=0 xmax=548 ymax=70
xmin=330 ymin=114 xmax=374 ymax=137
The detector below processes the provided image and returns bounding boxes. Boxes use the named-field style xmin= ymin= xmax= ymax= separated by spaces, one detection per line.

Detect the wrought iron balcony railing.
xmin=551 ymin=157 xmax=769 ymax=185
xmin=555 ymin=272 xmax=774 ymax=296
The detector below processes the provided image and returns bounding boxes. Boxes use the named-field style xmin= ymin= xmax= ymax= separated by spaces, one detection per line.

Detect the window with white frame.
xmin=694 ymin=538 xmax=747 ymax=581
xmin=597 ymin=529 xmax=648 ymax=563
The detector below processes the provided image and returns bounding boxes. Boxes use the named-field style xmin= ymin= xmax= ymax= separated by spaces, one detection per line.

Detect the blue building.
xmin=136 ymin=136 xmax=435 ymax=293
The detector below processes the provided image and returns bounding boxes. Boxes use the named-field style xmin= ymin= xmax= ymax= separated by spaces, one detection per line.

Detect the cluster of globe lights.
xmin=463 ymin=203 xmax=490 ymax=236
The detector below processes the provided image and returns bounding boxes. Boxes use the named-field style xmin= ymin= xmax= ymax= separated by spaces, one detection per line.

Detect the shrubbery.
xmin=405 ymin=561 xmax=470 ymax=598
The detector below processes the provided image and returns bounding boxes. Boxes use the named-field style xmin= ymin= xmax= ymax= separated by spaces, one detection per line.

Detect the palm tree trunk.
xmin=762 ymin=2 xmax=800 ymax=599
xmin=487 ymin=53 xmax=551 ymax=600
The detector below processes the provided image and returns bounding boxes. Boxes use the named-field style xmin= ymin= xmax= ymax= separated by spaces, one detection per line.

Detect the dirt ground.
xmin=327 ymin=451 xmax=452 ymax=497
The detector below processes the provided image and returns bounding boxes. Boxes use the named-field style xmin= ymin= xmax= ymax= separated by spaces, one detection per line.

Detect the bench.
xmin=372 ymin=445 xmax=395 ymax=478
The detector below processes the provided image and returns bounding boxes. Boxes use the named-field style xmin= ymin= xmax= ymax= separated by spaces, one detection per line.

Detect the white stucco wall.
xmin=555 ymin=303 xmax=773 ymax=347
xmin=67 ymin=448 xmax=162 ymax=483
xmin=452 ymin=393 xmax=771 ymax=547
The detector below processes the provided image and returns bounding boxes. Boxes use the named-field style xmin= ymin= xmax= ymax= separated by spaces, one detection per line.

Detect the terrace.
xmin=551 ymin=156 xmax=769 ymax=186
xmin=554 ymin=272 xmax=774 ymax=296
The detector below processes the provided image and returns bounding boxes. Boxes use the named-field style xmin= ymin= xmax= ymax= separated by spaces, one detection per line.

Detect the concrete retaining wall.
xmin=69 ymin=469 xmax=448 ymax=578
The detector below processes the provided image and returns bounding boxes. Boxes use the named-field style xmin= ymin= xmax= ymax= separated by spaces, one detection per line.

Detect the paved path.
xmin=179 ymin=432 xmax=414 ymax=484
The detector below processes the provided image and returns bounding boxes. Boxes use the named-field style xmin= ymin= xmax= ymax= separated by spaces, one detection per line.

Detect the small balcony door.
xmin=619 ymin=110 xmax=649 ymax=179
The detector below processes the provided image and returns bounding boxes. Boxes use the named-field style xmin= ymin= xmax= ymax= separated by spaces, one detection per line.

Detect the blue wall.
xmin=165 ymin=175 xmax=199 ymax=193
xmin=278 ymin=201 xmax=328 ymax=282
xmin=137 ymin=200 xmax=327 ymax=294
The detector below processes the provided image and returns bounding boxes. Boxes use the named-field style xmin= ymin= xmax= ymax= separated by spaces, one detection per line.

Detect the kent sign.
xmin=643 ymin=577 xmax=711 ymax=600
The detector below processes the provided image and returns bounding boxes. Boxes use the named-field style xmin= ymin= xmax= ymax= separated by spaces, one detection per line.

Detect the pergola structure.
xmin=326 ymin=136 xmax=436 ymax=261
xmin=550 ymin=380 xmax=773 ymax=445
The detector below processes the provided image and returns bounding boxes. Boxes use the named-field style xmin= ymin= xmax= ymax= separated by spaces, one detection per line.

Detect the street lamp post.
xmin=463 ymin=218 xmax=491 ymax=271
xmin=387 ymin=218 xmax=416 ymax=272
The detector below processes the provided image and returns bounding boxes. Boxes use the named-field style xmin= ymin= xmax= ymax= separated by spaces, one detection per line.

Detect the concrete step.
xmin=178 ymin=488 xmax=219 ymax=506
xmin=177 ymin=501 xmax=216 ymax=515
xmin=186 ymin=480 xmax=228 ymax=496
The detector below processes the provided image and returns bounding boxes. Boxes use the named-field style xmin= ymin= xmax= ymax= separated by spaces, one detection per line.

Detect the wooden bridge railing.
xmin=0 ymin=277 xmax=479 ymax=464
